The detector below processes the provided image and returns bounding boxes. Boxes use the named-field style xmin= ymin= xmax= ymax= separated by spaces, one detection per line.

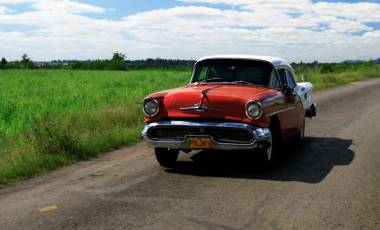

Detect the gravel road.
xmin=1 ymin=79 xmax=380 ymax=230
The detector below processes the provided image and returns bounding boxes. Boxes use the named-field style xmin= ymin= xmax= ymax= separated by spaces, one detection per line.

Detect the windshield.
xmin=192 ymin=59 xmax=278 ymax=87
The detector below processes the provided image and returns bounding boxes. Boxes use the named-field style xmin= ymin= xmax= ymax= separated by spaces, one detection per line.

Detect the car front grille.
xmin=148 ymin=126 xmax=254 ymax=144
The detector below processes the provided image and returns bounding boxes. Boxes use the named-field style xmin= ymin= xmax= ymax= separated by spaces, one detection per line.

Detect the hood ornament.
xmin=181 ymin=103 xmax=213 ymax=112
xmin=180 ymin=86 xmax=222 ymax=112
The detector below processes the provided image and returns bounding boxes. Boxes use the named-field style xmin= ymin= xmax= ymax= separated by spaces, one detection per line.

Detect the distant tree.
xmin=109 ymin=52 xmax=126 ymax=70
xmin=112 ymin=52 xmax=126 ymax=62
xmin=0 ymin=57 xmax=7 ymax=69
xmin=70 ymin=61 xmax=83 ymax=70
xmin=20 ymin=54 xmax=33 ymax=69
xmin=1 ymin=57 xmax=7 ymax=65
xmin=89 ymin=59 xmax=109 ymax=70
xmin=59 ymin=54 xmax=195 ymax=71
xmin=22 ymin=54 xmax=29 ymax=62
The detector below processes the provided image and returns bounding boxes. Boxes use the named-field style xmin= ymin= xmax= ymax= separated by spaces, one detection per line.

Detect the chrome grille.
xmin=148 ymin=126 xmax=254 ymax=144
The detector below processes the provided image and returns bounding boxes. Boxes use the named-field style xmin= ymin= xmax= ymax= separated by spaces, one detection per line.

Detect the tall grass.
xmin=0 ymin=70 xmax=189 ymax=185
xmin=294 ymin=62 xmax=380 ymax=91
xmin=0 ymin=65 xmax=379 ymax=185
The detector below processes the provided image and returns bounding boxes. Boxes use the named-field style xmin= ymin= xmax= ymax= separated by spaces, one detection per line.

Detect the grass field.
xmin=0 ymin=65 xmax=379 ymax=185
xmin=0 ymin=69 xmax=189 ymax=185
xmin=294 ymin=63 xmax=380 ymax=91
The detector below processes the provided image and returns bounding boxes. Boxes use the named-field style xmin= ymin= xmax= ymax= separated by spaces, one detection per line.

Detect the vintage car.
xmin=142 ymin=55 xmax=316 ymax=167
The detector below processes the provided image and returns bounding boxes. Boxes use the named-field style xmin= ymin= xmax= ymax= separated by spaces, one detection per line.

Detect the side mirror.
xmin=283 ymin=85 xmax=290 ymax=94
xmin=284 ymin=86 xmax=295 ymax=103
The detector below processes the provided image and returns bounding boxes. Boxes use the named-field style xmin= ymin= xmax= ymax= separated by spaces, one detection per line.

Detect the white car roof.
xmin=197 ymin=55 xmax=291 ymax=68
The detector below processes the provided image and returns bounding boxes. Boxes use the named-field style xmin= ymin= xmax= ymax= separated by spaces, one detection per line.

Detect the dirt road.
xmin=1 ymin=79 xmax=380 ymax=230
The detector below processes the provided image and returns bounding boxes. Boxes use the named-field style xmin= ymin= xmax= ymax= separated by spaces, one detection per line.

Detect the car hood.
xmin=147 ymin=84 xmax=279 ymax=125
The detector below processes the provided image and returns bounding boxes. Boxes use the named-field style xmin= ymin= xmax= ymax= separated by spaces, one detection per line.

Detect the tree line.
xmin=0 ymin=52 xmax=196 ymax=70
xmin=292 ymin=59 xmax=380 ymax=75
xmin=1 ymin=52 xmax=379 ymax=72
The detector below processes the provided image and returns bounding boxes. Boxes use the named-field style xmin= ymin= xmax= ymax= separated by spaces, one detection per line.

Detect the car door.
xmin=277 ymin=68 xmax=301 ymax=137
xmin=285 ymin=68 xmax=305 ymax=134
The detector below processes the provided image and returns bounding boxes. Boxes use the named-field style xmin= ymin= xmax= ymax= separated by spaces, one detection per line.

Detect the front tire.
xmin=155 ymin=148 xmax=179 ymax=168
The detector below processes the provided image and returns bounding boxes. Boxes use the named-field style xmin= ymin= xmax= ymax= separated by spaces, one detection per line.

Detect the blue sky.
xmin=0 ymin=0 xmax=380 ymax=62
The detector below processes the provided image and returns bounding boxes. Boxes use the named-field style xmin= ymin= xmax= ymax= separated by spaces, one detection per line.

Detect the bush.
xmin=29 ymin=113 xmax=84 ymax=158
xmin=320 ymin=64 xmax=334 ymax=74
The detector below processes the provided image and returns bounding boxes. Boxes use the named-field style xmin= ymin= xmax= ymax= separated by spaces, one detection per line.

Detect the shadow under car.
xmin=166 ymin=137 xmax=355 ymax=184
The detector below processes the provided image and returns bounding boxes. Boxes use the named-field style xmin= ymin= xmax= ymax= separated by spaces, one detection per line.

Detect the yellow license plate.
xmin=188 ymin=137 xmax=212 ymax=150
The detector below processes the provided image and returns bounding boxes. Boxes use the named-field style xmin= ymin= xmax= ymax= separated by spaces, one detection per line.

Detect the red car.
xmin=142 ymin=55 xmax=316 ymax=167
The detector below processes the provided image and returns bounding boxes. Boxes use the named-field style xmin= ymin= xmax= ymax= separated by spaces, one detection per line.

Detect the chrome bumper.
xmin=305 ymin=102 xmax=317 ymax=118
xmin=141 ymin=120 xmax=271 ymax=151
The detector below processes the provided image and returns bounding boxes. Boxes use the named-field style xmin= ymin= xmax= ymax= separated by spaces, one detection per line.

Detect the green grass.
xmin=0 ymin=65 xmax=379 ymax=185
xmin=294 ymin=63 xmax=380 ymax=91
xmin=0 ymin=69 xmax=189 ymax=185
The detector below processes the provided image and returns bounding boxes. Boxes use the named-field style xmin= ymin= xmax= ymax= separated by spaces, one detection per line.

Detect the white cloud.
xmin=0 ymin=0 xmax=105 ymax=13
xmin=0 ymin=6 xmax=6 ymax=14
xmin=0 ymin=5 xmax=13 ymax=14
xmin=0 ymin=0 xmax=379 ymax=62
xmin=32 ymin=0 xmax=105 ymax=13
xmin=364 ymin=30 xmax=380 ymax=39
xmin=119 ymin=4 xmax=380 ymax=61
xmin=181 ymin=0 xmax=380 ymax=18
xmin=328 ymin=19 xmax=371 ymax=33
xmin=314 ymin=2 xmax=380 ymax=23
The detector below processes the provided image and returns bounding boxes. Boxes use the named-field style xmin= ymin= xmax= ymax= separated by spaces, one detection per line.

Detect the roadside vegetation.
xmin=0 ymin=62 xmax=379 ymax=185
xmin=294 ymin=61 xmax=380 ymax=91
xmin=0 ymin=70 xmax=189 ymax=185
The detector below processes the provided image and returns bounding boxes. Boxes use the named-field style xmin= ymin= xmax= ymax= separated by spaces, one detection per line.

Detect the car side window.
xmin=196 ymin=66 xmax=217 ymax=81
xmin=269 ymin=69 xmax=281 ymax=89
xmin=285 ymin=69 xmax=296 ymax=89
xmin=197 ymin=67 xmax=207 ymax=81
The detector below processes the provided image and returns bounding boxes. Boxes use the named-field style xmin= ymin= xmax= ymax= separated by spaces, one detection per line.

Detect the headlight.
xmin=246 ymin=101 xmax=263 ymax=119
xmin=143 ymin=99 xmax=159 ymax=117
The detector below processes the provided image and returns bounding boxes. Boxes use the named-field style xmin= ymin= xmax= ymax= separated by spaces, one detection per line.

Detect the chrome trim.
xmin=266 ymin=106 xmax=296 ymax=117
xmin=245 ymin=100 xmax=263 ymax=120
xmin=143 ymin=98 xmax=160 ymax=117
xmin=141 ymin=120 xmax=271 ymax=151
xmin=180 ymin=103 xmax=215 ymax=112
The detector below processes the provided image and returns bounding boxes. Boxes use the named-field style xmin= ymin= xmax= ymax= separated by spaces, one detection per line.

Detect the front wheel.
xmin=155 ymin=148 xmax=179 ymax=168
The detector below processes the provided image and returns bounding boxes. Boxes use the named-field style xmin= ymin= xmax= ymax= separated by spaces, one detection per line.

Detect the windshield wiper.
xmin=198 ymin=77 xmax=225 ymax=83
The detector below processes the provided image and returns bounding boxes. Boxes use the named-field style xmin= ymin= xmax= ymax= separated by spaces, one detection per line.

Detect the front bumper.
xmin=141 ymin=120 xmax=271 ymax=151
xmin=305 ymin=102 xmax=317 ymax=118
